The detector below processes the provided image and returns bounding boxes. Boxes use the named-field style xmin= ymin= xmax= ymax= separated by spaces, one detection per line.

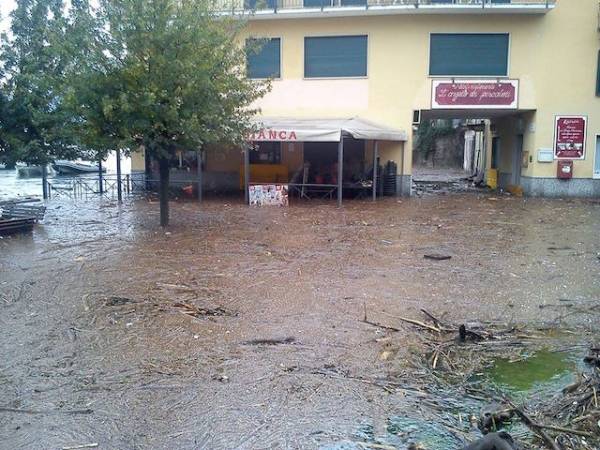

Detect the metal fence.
xmin=45 ymin=174 xmax=205 ymax=201
xmin=46 ymin=174 xmax=147 ymax=200
xmin=218 ymin=0 xmax=556 ymax=13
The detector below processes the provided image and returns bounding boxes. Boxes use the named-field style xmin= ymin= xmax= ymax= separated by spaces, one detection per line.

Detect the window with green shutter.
xmin=429 ymin=33 xmax=509 ymax=77
xmin=246 ymin=38 xmax=281 ymax=79
xmin=304 ymin=35 xmax=368 ymax=78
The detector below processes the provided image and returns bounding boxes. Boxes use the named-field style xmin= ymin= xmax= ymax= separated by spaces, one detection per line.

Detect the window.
xmin=304 ymin=35 xmax=368 ymax=78
xmin=429 ymin=33 xmax=509 ymax=76
xmin=430 ymin=0 xmax=511 ymax=3
xmin=303 ymin=0 xmax=365 ymax=7
xmin=303 ymin=0 xmax=328 ymax=6
xmin=250 ymin=142 xmax=281 ymax=164
xmin=246 ymin=38 xmax=281 ymax=79
xmin=340 ymin=0 xmax=367 ymax=5
xmin=245 ymin=0 xmax=277 ymax=9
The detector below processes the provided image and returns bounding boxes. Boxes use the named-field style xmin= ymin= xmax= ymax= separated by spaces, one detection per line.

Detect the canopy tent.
xmin=248 ymin=116 xmax=408 ymax=143
xmin=244 ymin=116 xmax=407 ymax=206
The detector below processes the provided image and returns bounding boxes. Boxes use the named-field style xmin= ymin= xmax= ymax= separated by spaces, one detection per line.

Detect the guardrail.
xmin=218 ymin=0 xmax=556 ymax=13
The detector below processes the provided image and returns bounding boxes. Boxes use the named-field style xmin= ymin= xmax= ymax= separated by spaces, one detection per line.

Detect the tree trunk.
xmin=159 ymin=157 xmax=170 ymax=227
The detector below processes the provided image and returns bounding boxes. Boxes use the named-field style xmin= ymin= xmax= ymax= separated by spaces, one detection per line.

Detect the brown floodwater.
xmin=1 ymin=194 xmax=599 ymax=449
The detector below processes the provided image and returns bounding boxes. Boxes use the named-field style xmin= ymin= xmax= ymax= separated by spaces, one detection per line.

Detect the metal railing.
xmin=46 ymin=174 xmax=146 ymax=200
xmin=217 ymin=0 xmax=555 ymax=14
xmin=45 ymin=174 xmax=207 ymax=201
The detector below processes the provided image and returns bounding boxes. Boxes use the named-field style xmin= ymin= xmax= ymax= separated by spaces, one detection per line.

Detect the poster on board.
xmin=554 ymin=116 xmax=587 ymax=160
xmin=249 ymin=184 xmax=289 ymax=207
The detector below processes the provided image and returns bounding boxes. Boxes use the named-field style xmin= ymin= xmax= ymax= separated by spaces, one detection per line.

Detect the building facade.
xmin=133 ymin=0 xmax=600 ymax=198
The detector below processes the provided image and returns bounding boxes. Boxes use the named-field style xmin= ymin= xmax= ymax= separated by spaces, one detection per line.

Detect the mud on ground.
xmin=1 ymin=194 xmax=599 ymax=449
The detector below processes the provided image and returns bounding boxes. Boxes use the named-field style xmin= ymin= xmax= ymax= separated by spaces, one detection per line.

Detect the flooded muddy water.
xmin=0 ymin=194 xmax=599 ymax=449
xmin=487 ymin=350 xmax=575 ymax=394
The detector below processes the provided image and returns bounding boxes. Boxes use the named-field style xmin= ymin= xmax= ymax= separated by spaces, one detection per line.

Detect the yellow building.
xmin=133 ymin=0 xmax=600 ymax=198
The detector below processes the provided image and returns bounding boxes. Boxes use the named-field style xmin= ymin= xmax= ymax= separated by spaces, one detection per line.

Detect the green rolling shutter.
xmin=429 ymin=33 xmax=509 ymax=76
xmin=304 ymin=35 xmax=368 ymax=78
xmin=246 ymin=38 xmax=281 ymax=79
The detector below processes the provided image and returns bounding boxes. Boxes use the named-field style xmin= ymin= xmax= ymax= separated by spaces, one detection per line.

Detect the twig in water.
xmin=535 ymin=424 xmax=594 ymax=438
xmin=62 ymin=444 xmax=98 ymax=450
xmin=355 ymin=442 xmax=396 ymax=450
xmin=390 ymin=314 xmax=441 ymax=333
xmin=506 ymin=400 xmax=561 ymax=450
xmin=362 ymin=319 xmax=401 ymax=333
xmin=0 ymin=407 xmax=93 ymax=415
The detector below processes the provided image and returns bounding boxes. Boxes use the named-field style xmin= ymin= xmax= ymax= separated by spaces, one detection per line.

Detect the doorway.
xmin=491 ymin=137 xmax=500 ymax=170
xmin=512 ymin=134 xmax=524 ymax=185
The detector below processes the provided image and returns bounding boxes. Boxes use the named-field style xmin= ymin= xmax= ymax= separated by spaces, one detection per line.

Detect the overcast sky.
xmin=1 ymin=0 xmax=17 ymax=34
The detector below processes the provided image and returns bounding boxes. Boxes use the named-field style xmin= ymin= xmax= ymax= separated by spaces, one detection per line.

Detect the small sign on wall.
xmin=554 ymin=116 xmax=587 ymax=160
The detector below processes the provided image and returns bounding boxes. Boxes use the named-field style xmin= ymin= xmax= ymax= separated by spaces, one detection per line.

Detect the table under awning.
xmin=243 ymin=116 xmax=407 ymax=206
xmin=248 ymin=116 xmax=408 ymax=143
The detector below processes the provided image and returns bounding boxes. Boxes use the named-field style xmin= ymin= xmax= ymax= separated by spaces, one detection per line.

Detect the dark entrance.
xmin=303 ymin=139 xmax=365 ymax=184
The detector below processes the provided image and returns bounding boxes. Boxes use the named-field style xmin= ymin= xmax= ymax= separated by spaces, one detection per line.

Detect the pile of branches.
xmin=365 ymin=309 xmax=600 ymax=449
xmin=545 ymin=348 xmax=600 ymax=449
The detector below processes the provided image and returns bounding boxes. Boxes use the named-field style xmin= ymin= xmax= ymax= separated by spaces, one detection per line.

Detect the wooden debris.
xmin=173 ymin=302 xmax=232 ymax=318
xmin=355 ymin=441 xmax=396 ymax=450
xmin=362 ymin=319 xmax=401 ymax=333
xmin=242 ymin=337 xmax=296 ymax=345
xmin=424 ymin=253 xmax=452 ymax=261
xmin=507 ymin=401 xmax=561 ymax=450
xmin=62 ymin=444 xmax=98 ymax=450
xmin=0 ymin=407 xmax=93 ymax=415
xmin=393 ymin=315 xmax=441 ymax=333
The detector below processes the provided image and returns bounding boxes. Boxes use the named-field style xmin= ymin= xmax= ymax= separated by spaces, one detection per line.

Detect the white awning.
xmin=248 ymin=116 xmax=407 ymax=143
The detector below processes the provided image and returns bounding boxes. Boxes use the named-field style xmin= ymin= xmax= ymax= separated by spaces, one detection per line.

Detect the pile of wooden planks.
xmin=0 ymin=199 xmax=46 ymax=235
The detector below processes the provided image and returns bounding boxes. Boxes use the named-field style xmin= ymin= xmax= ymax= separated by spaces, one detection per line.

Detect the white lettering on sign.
xmin=431 ymin=79 xmax=519 ymax=110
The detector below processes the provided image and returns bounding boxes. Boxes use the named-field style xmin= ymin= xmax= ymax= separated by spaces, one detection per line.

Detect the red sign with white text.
xmin=432 ymin=80 xmax=518 ymax=109
xmin=554 ymin=116 xmax=587 ymax=160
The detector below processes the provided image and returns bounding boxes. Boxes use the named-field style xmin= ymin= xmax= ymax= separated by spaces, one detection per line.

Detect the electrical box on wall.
xmin=557 ymin=160 xmax=573 ymax=180
xmin=538 ymin=149 xmax=554 ymax=163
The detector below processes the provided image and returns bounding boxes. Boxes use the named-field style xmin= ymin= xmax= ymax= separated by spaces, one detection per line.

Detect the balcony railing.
xmin=217 ymin=0 xmax=556 ymax=16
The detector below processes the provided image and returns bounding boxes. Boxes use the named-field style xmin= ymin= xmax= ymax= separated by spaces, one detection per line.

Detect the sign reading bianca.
xmin=249 ymin=129 xmax=298 ymax=141
xmin=554 ymin=116 xmax=587 ymax=160
xmin=432 ymin=80 xmax=519 ymax=109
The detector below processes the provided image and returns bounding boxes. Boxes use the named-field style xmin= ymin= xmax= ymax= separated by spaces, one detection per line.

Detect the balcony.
xmin=218 ymin=0 xmax=556 ymax=19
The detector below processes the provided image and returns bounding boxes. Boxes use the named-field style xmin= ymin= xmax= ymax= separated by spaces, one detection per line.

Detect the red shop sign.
xmin=554 ymin=116 xmax=587 ymax=160
xmin=432 ymin=80 xmax=518 ymax=109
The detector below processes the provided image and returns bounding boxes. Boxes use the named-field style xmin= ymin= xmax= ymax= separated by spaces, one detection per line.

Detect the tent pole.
xmin=337 ymin=137 xmax=344 ymax=207
xmin=372 ymin=141 xmax=378 ymax=202
xmin=42 ymin=164 xmax=48 ymax=200
xmin=400 ymin=142 xmax=405 ymax=196
xmin=116 ymin=148 xmax=122 ymax=203
xmin=197 ymin=149 xmax=203 ymax=203
xmin=244 ymin=147 xmax=250 ymax=205
xmin=98 ymin=160 xmax=104 ymax=194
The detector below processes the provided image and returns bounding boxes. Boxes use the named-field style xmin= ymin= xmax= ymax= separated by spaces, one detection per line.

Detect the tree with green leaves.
xmin=66 ymin=0 xmax=268 ymax=227
xmin=0 ymin=0 xmax=81 ymax=171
